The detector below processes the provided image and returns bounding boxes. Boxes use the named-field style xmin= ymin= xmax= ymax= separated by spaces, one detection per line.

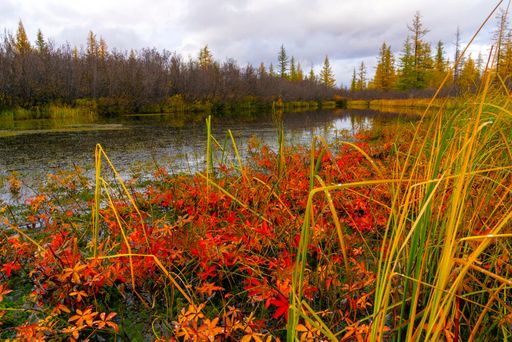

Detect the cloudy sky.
xmin=1 ymin=0 xmax=506 ymax=86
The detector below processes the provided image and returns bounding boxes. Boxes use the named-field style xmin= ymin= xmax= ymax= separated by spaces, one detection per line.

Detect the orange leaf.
xmin=0 ymin=284 xmax=12 ymax=302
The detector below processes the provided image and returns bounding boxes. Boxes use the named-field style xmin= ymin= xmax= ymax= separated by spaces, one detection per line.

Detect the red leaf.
xmin=270 ymin=295 xmax=289 ymax=320
xmin=2 ymin=262 xmax=21 ymax=277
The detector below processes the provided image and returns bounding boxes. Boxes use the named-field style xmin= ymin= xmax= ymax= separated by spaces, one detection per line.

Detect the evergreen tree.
xmin=418 ymin=42 xmax=434 ymax=87
xmin=397 ymin=36 xmax=416 ymax=90
xmin=35 ymin=29 xmax=47 ymax=54
xmin=350 ymin=68 xmax=357 ymax=92
xmin=308 ymin=66 xmax=316 ymax=82
xmin=407 ymin=12 xmax=433 ymax=89
xmin=320 ymin=55 xmax=336 ymax=87
xmin=278 ymin=45 xmax=289 ymax=78
xmin=434 ymin=41 xmax=446 ymax=73
xmin=385 ymin=45 xmax=397 ymax=89
xmin=356 ymin=61 xmax=367 ymax=90
xmin=269 ymin=63 xmax=275 ymax=77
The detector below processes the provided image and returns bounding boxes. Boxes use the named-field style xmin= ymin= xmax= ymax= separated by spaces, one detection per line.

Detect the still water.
xmin=0 ymin=109 xmax=418 ymax=201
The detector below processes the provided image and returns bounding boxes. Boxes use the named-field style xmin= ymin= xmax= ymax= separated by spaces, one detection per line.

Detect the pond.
xmin=0 ymin=109 xmax=420 ymax=202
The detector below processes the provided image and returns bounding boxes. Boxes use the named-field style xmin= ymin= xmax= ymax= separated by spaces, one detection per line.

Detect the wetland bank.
xmin=0 ymin=108 xmax=420 ymax=203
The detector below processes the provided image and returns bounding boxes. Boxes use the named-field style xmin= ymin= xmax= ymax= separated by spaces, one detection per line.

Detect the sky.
xmin=0 ymin=0 xmax=507 ymax=87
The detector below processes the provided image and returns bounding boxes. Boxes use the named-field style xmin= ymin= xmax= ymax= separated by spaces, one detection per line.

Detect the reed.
xmin=368 ymin=14 xmax=512 ymax=340
xmin=286 ymin=4 xmax=512 ymax=340
xmin=91 ymin=143 xmax=194 ymax=308
xmin=283 ymin=79 xmax=511 ymax=341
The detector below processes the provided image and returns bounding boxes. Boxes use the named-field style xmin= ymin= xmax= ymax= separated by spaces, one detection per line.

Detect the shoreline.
xmin=346 ymin=97 xmax=457 ymax=112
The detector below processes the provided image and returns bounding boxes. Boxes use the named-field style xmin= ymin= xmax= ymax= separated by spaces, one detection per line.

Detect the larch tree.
xmin=0 ymin=24 xmax=340 ymax=111
xmin=86 ymin=31 xmax=98 ymax=57
xmin=98 ymin=37 xmax=108 ymax=60
xmin=371 ymin=43 xmax=385 ymax=90
xmin=350 ymin=68 xmax=357 ymax=92
xmin=86 ymin=31 xmax=98 ymax=97
xmin=430 ymin=40 xmax=449 ymax=88
xmin=500 ymin=31 xmax=512 ymax=83
xmin=72 ymin=47 xmax=79 ymax=61
xmin=268 ymin=63 xmax=276 ymax=77
xmin=198 ymin=45 xmax=213 ymax=68
xmin=15 ymin=20 xmax=31 ymax=55
xmin=320 ymin=55 xmax=336 ymax=88
xmin=476 ymin=52 xmax=484 ymax=74
xmin=296 ymin=62 xmax=304 ymax=81
xmin=97 ymin=37 xmax=108 ymax=96
xmin=453 ymin=27 xmax=464 ymax=83
xmin=372 ymin=42 xmax=396 ymax=91
xmin=493 ymin=9 xmax=509 ymax=75
xmin=13 ymin=20 xmax=32 ymax=104
xmin=278 ymin=45 xmax=289 ymax=78
xmin=493 ymin=10 xmax=512 ymax=82
xmin=356 ymin=61 xmax=366 ymax=91
xmin=258 ymin=62 xmax=267 ymax=78
xmin=290 ymin=56 xmax=297 ymax=81
xmin=458 ymin=56 xmax=480 ymax=92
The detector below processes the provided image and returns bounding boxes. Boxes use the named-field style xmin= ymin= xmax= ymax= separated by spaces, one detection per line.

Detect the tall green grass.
xmin=287 ymin=4 xmax=512 ymax=340
xmin=369 ymin=73 xmax=511 ymax=342
xmin=285 ymin=80 xmax=511 ymax=342
xmin=368 ymin=6 xmax=512 ymax=339
xmin=91 ymin=144 xmax=194 ymax=307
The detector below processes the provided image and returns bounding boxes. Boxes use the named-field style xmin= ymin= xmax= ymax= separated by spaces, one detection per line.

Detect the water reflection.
xmin=0 ymin=109 xmax=419 ymax=201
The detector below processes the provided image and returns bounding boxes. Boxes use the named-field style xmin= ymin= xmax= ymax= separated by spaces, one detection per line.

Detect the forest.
xmin=350 ymin=11 xmax=512 ymax=98
xmin=1 ymin=11 xmax=511 ymax=116
xmin=0 ymin=22 xmax=338 ymax=116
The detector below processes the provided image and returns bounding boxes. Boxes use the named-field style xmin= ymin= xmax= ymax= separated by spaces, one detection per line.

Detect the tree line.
xmin=350 ymin=11 xmax=512 ymax=98
xmin=0 ymin=22 xmax=338 ymax=115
